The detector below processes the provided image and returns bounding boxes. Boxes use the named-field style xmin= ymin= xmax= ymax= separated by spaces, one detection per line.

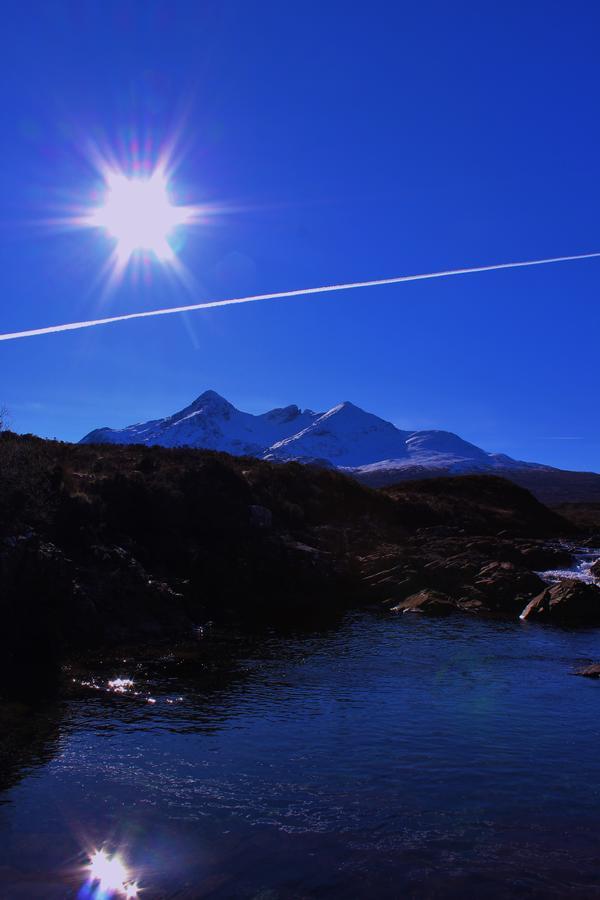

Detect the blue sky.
xmin=0 ymin=1 xmax=599 ymax=471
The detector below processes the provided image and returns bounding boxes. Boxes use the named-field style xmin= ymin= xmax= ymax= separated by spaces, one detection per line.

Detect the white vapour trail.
xmin=1 ymin=249 xmax=599 ymax=342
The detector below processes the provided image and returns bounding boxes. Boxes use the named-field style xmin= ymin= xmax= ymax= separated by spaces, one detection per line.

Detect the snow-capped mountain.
xmin=80 ymin=389 xmax=541 ymax=474
xmin=264 ymin=401 xmax=412 ymax=467
xmin=82 ymin=390 xmax=318 ymax=458
xmin=79 ymin=389 xmax=600 ymax=504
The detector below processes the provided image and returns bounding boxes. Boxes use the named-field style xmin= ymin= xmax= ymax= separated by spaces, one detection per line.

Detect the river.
xmin=0 ymin=560 xmax=599 ymax=898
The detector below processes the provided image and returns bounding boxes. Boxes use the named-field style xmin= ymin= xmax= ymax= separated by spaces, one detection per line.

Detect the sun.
xmin=89 ymin=167 xmax=193 ymax=263
xmin=53 ymin=136 xmax=220 ymax=290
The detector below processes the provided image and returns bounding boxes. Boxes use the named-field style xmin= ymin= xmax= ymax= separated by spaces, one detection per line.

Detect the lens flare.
xmin=43 ymin=132 xmax=218 ymax=295
xmin=32 ymin=127 xmax=242 ymax=302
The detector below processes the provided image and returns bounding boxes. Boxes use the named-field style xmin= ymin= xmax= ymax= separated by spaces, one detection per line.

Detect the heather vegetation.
xmin=0 ymin=431 xmax=593 ymax=700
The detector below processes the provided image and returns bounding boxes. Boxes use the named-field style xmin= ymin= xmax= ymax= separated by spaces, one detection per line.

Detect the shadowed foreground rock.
xmin=362 ymin=536 xmax=556 ymax=618
xmin=575 ymin=663 xmax=600 ymax=678
xmin=519 ymin=579 xmax=600 ymax=626
xmin=392 ymin=589 xmax=456 ymax=616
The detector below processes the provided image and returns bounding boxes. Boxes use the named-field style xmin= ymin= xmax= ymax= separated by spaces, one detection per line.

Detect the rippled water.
xmin=1 ymin=611 xmax=600 ymax=898
xmin=539 ymin=544 xmax=600 ymax=585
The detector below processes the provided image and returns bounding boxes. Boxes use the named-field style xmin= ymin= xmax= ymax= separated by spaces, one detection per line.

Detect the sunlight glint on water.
xmin=2 ymin=610 xmax=600 ymax=898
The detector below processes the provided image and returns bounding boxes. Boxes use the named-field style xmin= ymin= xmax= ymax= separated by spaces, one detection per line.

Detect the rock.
xmin=457 ymin=599 xmax=485 ymax=613
xmin=284 ymin=540 xmax=325 ymax=560
xmin=371 ymin=574 xmax=423 ymax=604
xmin=517 ymin=544 xmax=574 ymax=570
xmin=575 ymin=663 xmax=600 ymax=678
xmin=423 ymin=556 xmax=479 ymax=591
xmin=473 ymin=561 xmax=545 ymax=613
xmin=590 ymin=559 xmax=600 ymax=579
xmin=392 ymin=589 xmax=456 ymax=616
xmin=414 ymin=525 xmax=464 ymax=540
xmin=465 ymin=538 xmax=519 ymax=562
xmin=78 ymin=545 xmax=191 ymax=641
xmin=519 ymin=579 xmax=600 ymax=626
xmin=0 ymin=536 xmax=73 ymax=698
xmin=249 ymin=504 xmax=273 ymax=529
xmin=363 ymin=541 xmax=551 ymax=618
xmin=362 ymin=562 xmax=423 ymax=604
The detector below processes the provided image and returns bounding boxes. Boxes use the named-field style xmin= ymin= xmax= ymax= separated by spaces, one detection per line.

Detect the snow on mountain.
xmin=264 ymin=401 xmax=412 ymax=467
xmin=343 ymin=430 xmax=522 ymax=477
xmin=81 ymin=390 xmax=319 ymax=456
xmin=80 ymin=389 xmax=544 ymax=475
xmin=405 ymin=430 xmax=490 ymax=463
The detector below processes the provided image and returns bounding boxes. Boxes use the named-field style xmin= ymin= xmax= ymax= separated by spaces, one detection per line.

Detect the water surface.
xmin=1 ymin=611 xmax=599 ymax=898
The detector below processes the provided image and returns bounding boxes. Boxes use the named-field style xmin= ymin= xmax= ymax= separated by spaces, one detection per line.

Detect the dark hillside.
xmin=555 ymin=502 xmax=600 ymax=533
xmin=383 ymin=474 xmax=570 ymax=537
xmin=0 ymin=433 xmax=575 ymax=698
xmin=355 ymin=463 xmax=600 ymax=506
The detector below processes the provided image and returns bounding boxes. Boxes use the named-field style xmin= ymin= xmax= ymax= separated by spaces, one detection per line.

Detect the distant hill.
xmin=354 ymin=462 xmax=600 ymax=506
xmin=80 ymin=389 xmax=600 ymax=504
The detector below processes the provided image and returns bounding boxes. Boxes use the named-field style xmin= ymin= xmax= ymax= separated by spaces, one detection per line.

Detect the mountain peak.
xmin=193 ymin=389 xmax=231 ymax=405
xmin=262 ymin=404 xmax=302 ymax=424
xmin=161 ymin=389 xmax=238 ymax=428
xmin=79 ymin=392 xmax=530 ymax=478
xmin=266 ymin=400 xmax=411 ymax=466
xmin=183 ymin=390 xmax=236 ymax=416
xmin=321 ymin=400 xmax=364 ymax=419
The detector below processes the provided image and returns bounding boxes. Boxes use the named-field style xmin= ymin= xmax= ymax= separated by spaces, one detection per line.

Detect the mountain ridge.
xmin=81 ymin=389 xmax=516 ymax=470
xmin=80 ymin=389 xmax=600 ymax=504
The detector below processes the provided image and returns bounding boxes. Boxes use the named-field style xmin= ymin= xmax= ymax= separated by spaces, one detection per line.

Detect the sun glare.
xmin=50 ymin=136 xmax=221 ymax=291
xmin=86 ymin=847 xmax=140 ymax=896
xmin=89 ymin=168 xmax=192 ymax=263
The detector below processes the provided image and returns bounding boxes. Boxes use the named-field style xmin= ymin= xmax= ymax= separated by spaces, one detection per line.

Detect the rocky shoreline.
xmin=1 ymin=432 xmax=599 ymax=700
xmin=362 ymin=533 xmax=600 ymax=624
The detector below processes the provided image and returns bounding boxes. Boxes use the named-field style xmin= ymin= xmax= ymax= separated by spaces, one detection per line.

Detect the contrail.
xmin=1 ymin=249 xmax=599 ymax=342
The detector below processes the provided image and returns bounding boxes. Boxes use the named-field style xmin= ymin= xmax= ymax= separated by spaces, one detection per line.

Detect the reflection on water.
xmin=1 ymin=612 xmax=600 ymax=897
xmin=0 ymin=702 xmax=64 ymax=797
xmin=74 ymin=676 xmax=166 ymax=707
xmin=81 ymin=847 xmax=139 ymax=898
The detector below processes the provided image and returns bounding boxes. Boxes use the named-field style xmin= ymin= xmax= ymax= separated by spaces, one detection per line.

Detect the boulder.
xmin=360 ymin=556 xmax=424 ymax=604
xmin=590 ymin=559 xmax=600 ymax=580
xmin=454 ymin=587 xmax=488 ymax=613
xmin=519 ymin=579 xmax=600 ymax=626
xmin=473 ymin=561 xmax=545 ymax=613
xmin=366 ymin=571 xmax=423 ymax=604
xmin=517 ymin=544 xmax=574 ymax=571
xmin=392 ymin=589 xmax=456 ymax=616
xmin=79 ymin=544 xmax=191 ymax=641
xmin=575 ymin=663 xmax=600 ymax=678
xmin=422 ymin=556 xmax=479 ymax=591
